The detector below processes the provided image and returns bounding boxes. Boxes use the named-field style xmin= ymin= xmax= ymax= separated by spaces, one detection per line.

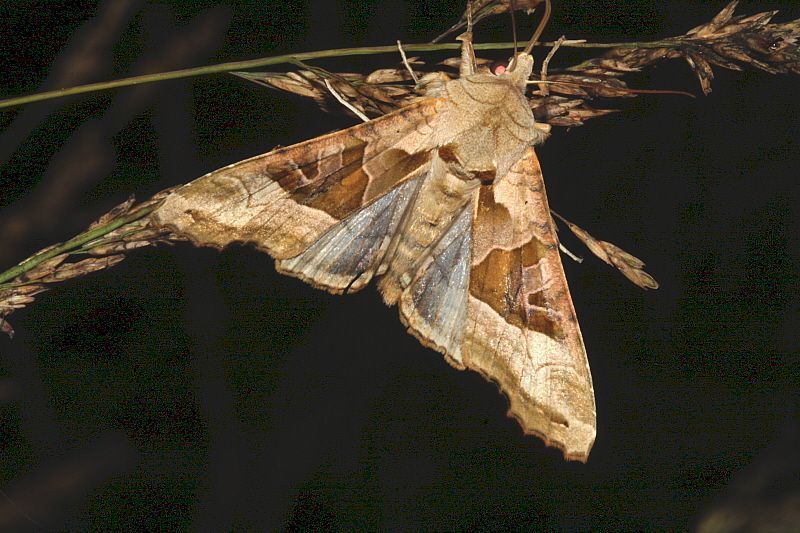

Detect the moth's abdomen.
xmin=377 ymin=156 xmax=479 ymax=305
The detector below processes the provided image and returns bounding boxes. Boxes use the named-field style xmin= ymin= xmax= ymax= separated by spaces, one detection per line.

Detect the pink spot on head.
xmin=493 ymin=65 xmax=507 ymax=76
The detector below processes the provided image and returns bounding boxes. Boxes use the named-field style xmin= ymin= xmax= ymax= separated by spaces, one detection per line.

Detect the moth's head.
xmin=506 ymin=52 xmax=534 ymax=90
xmin=504 ymin=0 xmax=550 ymax=90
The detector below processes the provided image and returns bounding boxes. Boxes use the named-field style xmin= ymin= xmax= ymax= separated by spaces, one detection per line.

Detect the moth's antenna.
xmin=523 ymin=0 xmax=552 ymax=56
xmin=510 ymin=0 xmax=519 ymax=57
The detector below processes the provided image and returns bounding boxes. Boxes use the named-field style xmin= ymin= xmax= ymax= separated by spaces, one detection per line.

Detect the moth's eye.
xmin=491 ymin=62 xmax=507 ymax=76
xmin=769 ymin=40 xmax=782 ymax=52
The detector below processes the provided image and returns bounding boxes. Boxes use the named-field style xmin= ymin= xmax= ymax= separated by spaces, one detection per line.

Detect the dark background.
xmin=0 ymin=0 xmax=797 ymax=530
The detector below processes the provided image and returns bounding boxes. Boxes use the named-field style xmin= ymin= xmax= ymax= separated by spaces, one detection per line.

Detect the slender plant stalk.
xmin=0 ymin=203 xmax=158 ymax=286
xmin=0 ymin=39 xmax=674 ymax=110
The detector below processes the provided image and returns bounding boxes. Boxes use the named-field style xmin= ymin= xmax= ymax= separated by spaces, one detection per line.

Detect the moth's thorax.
xmin=433 ymin=65 xmax=544 ymax=184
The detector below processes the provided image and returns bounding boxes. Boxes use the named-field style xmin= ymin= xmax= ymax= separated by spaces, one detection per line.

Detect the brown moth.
xmin=152 ymin=19 xmax=596 ymax=461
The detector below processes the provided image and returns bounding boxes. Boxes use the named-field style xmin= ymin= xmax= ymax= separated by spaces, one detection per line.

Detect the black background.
xmin=0 ymin=1 xmax=798 ymax=530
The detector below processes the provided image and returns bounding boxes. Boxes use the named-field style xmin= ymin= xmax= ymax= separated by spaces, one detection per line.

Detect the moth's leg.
xmin=456 ymin=2 xmax=477 ymax=76
xmin=396 ymin=40 xmax=419 ymax=84
xmin=323 ymin=79 xmax=369 ymax=123
xmin=537 ymin=35 xmax=566 ymax=96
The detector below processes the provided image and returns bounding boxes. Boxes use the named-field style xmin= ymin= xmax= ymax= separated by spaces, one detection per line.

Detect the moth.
xmin=152 ymin=15 xmax=596 ymax=462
